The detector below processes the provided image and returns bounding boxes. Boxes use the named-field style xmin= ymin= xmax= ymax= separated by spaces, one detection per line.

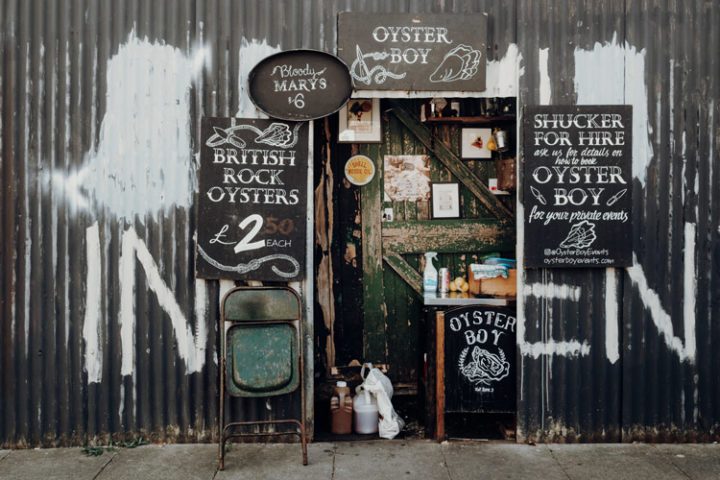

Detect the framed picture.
xmin=461 ymin=127 xmax=493 ymax=159
xmin=431 ymin=183 xmax=461 ymax=219
xmin=338 ymin=98 xmax=382 ymax=143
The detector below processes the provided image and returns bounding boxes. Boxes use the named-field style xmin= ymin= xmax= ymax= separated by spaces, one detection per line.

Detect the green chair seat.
xmin=226 ymin=323 xmax=299 ymax=397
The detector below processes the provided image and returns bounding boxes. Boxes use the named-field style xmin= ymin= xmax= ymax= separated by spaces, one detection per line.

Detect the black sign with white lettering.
xmin=523 ymin=105 xmax=632 ymax=268
xmin=248 ymin=49 xmax=352 ymax=121
xmin=444 ymin=306 xmax=516 ymax=413
xmin=196 ymin=117 xmax=308 ymax=281
xmin=337 ymin=13 xmax=486 ymax=91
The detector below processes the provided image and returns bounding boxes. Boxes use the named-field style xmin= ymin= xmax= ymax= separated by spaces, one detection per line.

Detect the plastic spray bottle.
xmin=423 ymin=251 xmax=439 ymax=292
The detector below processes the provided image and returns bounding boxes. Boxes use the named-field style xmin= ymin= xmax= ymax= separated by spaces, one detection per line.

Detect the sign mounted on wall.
xmin=523 ymin=105 xmax=633 ymax=268
xmin=248 ymin=49 xmax=353 ymax=121
xmin=442 ymin=306 xmax=516 ymax=413
xmin=196 ymin=117 xmax=309 ymax=281
xmin=344 ymin=155 xmax=376 ymax=186
xmin=337 ymin=13 xmax=487 ymax=91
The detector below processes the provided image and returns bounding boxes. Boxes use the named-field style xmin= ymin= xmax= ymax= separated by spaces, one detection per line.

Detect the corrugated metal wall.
xmin=1 ymin=0 xmax=718 ymax=447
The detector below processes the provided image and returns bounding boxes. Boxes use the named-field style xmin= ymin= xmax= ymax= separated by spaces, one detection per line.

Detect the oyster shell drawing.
xmin=429 ymin=44 xmax=482 ymax=83
xmin=559 ymin=220 xmax=597 ymax=249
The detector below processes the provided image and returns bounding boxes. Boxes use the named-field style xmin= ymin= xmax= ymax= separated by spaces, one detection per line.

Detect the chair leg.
xmin=219 ymin=435 xmax=225 ymax=471
xmin=301 ymin=424 xmax=308 ymax=465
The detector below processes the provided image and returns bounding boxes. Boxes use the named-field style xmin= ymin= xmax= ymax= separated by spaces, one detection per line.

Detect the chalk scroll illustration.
xmin=350 ymin=45 xmax=407 ymax=85
xmin=205 ymin=122 xmax=302 ymax=149
xmin=429 ymin=44 xmax=482 ymax=83
xmin=459 ymin=346 xmax=511 ymax=387
xmin=197 ymin=245 xmax=300 ymax=279
xmin=559 ymin=220 xmax=598 ymax=249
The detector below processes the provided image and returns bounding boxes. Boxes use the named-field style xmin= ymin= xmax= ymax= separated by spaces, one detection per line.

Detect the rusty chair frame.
xmin=218 ymin=286 xmax=307 ymax=470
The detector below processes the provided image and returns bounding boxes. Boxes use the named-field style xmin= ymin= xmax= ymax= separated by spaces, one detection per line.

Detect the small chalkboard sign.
xmin=338 ymin=13 xmax=487 ymax=92
xmin=196 ymin=117 xmax=308 ymax=281
xmin=248 ymin=49 xmax=352 ymax=121
xmin=523 ymin=105 xmax=633 ymax=268
xmin=442 ymin=306 xmax=516 ymax=413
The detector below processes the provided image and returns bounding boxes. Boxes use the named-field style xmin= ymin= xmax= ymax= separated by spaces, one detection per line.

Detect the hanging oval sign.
xmin=344 ymin=155 xmax=376 ymax=186
xmin=248 ymin=49 xmax=353 ymax=121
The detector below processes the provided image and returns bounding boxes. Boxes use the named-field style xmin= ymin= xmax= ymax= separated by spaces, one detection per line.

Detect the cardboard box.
xmin=468 ymin=267 xmax=517 ymax=297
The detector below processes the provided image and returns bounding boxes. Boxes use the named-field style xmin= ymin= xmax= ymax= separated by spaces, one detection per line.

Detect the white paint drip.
xmin=237 ymin=38 xmax=281 ymax=117
xmin=51 ymin=31 xmax=207 ymax=221
xmin=627 ymin=248 xmax=696 ymax=363
xmin=538 ymin=48 xmax=551 ymax=105
xmin=683 ymin=223 xmax=697 ymax=362
xmin=523 ymin=283 xmax=581 ymax=301
xmin=83 ymin=222 xmax=103 ymax=383
xmin=120 ymin=227 xmax=207 ymax=376
xmin=574 ymin=32 xmax=653 ymax=185
xmin=516 ymin=205 xmax=590 ymax=358
xmin=605 ymin=268 xmax=620 ymax=364
xmin=523 ymin=340 xmax=592 ymax=359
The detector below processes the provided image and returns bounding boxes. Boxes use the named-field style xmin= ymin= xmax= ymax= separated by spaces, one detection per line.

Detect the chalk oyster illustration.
xmin=205 ymin=122 xmax=301 ymax=149
xmin=459 ymin=346 xmax=510 ymax=386
xmin=429 ymin=44 xmax=482 ymax=83
xmin=559 ymin=220 xmax=598 ymax=249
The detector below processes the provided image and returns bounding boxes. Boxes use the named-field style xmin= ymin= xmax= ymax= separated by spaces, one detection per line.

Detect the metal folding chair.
xmin=218 ymin=286 xmax=307 ymax=470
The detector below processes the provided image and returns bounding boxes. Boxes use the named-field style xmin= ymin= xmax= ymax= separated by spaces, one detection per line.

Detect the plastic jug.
xmin=330 ymin=381 xmax=353 ymax=435
xmin=353 ymin=386 xmax=379 ymax=434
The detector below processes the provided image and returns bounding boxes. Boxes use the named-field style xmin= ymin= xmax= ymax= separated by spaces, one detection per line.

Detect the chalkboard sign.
xmin=248 ymin=49 xmax=352 ymax=121
xmin=337 ymin=13 xmax=486 ymax=92
xmin=196 ymin=118 xmax=308 ymax=281
xmin=443 ymin=306 xmax=516 ymax=413
xmin=523 ymin=105 xmax=633 ymax=268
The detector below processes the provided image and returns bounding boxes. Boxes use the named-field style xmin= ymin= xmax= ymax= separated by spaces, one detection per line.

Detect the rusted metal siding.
xmin=517 ymin=0 xmax=720 ymax=442
xmin=1 ymin=0 xmax=719 ymax=448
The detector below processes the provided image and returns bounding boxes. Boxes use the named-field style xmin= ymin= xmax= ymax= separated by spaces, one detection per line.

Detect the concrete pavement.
xmin=0 ymin=441 xmax=718 ymax=479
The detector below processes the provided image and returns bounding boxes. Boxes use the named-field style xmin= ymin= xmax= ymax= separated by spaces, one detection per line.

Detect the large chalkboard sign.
xmin=196 ymin=118 xmax=308 ymax=281
xmin=248 ymin=49 xmax=352 ymax=121
xmin=523 ymin=105 xmax=633 ymax=268
xmin=443 ymin=306 xmax=516 ymax=413
xmin=337 ymin=13 xmax=486 ymax=92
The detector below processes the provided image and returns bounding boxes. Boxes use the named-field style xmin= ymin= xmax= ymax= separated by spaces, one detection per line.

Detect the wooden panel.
xmin=388 ymin=101 xmax=514 ymax=219
xmin=383 ymin=252 xmax=423 ymax=295
xmin=382 ymin=220 xmax=514 ymax=254
xmin=360 ymin=143 xmax=387 ymax=364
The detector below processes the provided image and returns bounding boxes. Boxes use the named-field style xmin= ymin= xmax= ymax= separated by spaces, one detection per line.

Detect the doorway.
xmin=313 ymin=97 xmax=518 ymax=439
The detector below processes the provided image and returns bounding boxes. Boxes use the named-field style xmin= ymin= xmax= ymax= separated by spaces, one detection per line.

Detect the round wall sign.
xmin=344 ymin=155 xmax=376 ymax=186
xmin=248 ymin=49 xmax=353 ymax=121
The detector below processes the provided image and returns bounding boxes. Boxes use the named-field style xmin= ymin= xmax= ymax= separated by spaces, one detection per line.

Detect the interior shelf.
xmin=422 ymin=114 xmax=516 ymax=125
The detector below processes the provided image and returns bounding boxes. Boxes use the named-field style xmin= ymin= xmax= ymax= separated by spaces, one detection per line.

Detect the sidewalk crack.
xmin=650 ymin=445 xmax=693 ymax=480
xmin=92 ymin=450 xmax=118 ymax=480
xmin=547 ymin=446 xmax=573 ymax=480
xmin=331 ymin=443 xmax=337 ymax=480
xmin=439 ymin=444 xmax=454 ymax=480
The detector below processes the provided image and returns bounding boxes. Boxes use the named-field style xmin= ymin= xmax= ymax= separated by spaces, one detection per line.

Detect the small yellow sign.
xmin=344 ymin=155 xmax=376 ymax=186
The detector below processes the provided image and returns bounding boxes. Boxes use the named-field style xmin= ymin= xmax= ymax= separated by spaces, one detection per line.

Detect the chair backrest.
xmin=222 ymin=287 xmax=301 ymax=322
xmin=221 ymin=286 xmax=303 ymax=398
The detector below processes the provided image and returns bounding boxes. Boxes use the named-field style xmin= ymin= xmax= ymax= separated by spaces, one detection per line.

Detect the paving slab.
xmin=548 ymin=444 xmax=688 ymax=480
xmin=653 ymin=444 xmax=720 ymax=480
xmin=334 ymin=440 xmax=448 ymax=480
xmin=0 ymin=450 xmax=10 ymax=461
xmin=216 ymin=442 xmax=334 ymax=480
xmin=0 ymin=447 xmax=114 ymax=480
xmin=442 ymin=442 xmax=569 ymax=480
xmin=96 ymin=444 xmax=216 ymax=480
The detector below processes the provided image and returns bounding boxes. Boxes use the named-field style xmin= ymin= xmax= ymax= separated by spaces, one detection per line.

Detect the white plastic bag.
xmin=359 ymin=363 xmax=405 ymax=439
